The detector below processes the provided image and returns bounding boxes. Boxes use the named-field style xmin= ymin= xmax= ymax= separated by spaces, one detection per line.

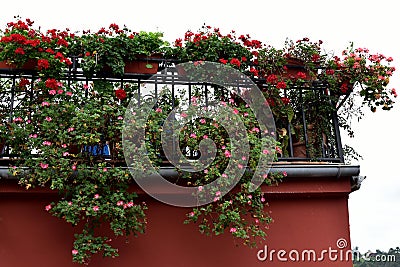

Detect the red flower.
xmin=276 ymin=81 xmax=287 ymax=89
xmin=249 ymin=67 xmax=258 ymax=77
xmin=45 ymin=48 xmax=55 ymax=54
xmin=174 ymin=38 xmax=183 ymax=47
xmin=15 ymin=47 xmax=25 ymax=55
xmin=311 ymin=54 xmax=320 ymax=62
xmin=281 ymin=97 xmax=290 ymax=105
xmin=297 ymin=72 xmax=307 ymax=80
xmin=391 ymin=88 xmax=397 ymax=97
xmin=38 ymin=59 xmax=50 ymax=70
xmin=266 ymin=74 xmax=278 ymax=84
xmin=326 ymin=69 xmax=335 ymax=75
xmin=57 ymin=38 xmax=68 ymax=47
xmin=19 ymin=78 xmax=30 ymax=89
xmin=45 ymin=78 xmax=59 ymax=90
xmin=115 ymin=89 xmax=127 ymax=100
xmin=340 ymin=82 xmax=349 ymax=94
xmin=230 ymin=58 xmax=241 ymax=68
xmin=219 ymin=58 xmax=228 ymax=64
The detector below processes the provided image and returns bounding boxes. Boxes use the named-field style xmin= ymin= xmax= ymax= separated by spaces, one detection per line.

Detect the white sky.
xmin=1 ymin=0 xmax=399 ymax=254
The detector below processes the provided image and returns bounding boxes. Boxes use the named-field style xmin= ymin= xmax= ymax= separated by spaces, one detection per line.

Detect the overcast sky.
xmin=1 ymin=0 xmax=399 ymax=253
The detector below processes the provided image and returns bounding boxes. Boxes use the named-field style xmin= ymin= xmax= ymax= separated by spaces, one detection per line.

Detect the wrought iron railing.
xmin=0 ymin=58 xmax=344 ymax=164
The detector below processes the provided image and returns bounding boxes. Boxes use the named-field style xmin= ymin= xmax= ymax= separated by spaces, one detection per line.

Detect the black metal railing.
xmin=0 ymin=58 xmax=344 ymax=164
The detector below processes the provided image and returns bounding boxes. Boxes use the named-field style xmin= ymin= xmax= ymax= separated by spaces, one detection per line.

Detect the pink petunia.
xmin=40 ymin=162 xmax=49 ymax=169
xmin=45 ymin=204 xmax=52 ymax=211
xmin=92 ymin=206 xmax=99 ymax=212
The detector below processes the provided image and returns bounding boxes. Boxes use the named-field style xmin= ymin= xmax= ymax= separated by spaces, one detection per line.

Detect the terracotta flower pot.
xmin=0 ymin=59 xmax=37 ymax=70
xmin=124 ymin=54 xmax=161 ymax=74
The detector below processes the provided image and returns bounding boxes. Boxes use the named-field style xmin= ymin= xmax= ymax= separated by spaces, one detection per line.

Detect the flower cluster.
xmin=167 ymin=24 xmax=261 ymax=73
xmin=0 ymin=17 xmax=72 ymax=77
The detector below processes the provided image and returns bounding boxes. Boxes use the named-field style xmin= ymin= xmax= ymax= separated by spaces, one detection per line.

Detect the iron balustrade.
xmin=0 ymin=58 xmax=345 ymax=164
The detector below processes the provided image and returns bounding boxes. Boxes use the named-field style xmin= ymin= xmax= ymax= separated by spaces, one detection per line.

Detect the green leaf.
xmin=145 ymin=64 xmax=153 ymax=69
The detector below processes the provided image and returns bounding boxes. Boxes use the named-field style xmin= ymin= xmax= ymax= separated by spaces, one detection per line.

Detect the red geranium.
xmin=115 ymin=89 xmax=127 ymax=100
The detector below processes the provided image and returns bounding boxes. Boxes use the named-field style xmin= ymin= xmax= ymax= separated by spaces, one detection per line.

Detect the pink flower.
xmin=204 ymin=169 xmax=208 ymax=174
xmin=215 ymin=191 xmax=221 ymax=197
xmin=242 ymin=156 xmax=246 ymax=161
xmin=255 ymin=219 xmax=259 ymax=224
xmin=67 ymin=127 xmax=74 ymax=132
xmin=233 ymin=109 xmax=239 ymax=115
xmin=198 ymin=186 xmax=203 ymax=192
xmin=103 ymin=167 xmax=107 ymax=172
xmin=222 ymin=173 xmax=228 ymax=178
xmin=247 ymin=195 xmax=252 ymax=199
xmin=41 ymin=101 xmax=50 ymax=107
xmin=72 ymin=165 xmax=77 ymax=171
xmin=66 ymin=91 xmax=73 ymax=96
xmin=63 ymin=152 xmax=70 ymax=156
xmin=49 ymin=90 xmax=56 ymax=95
xmin=61 ymin=144 xmax=67 ymax=148
xmin=117 ymin=201 xmax=124 ymax=206
xmin=224 ymin=150 xmax=231 ymax=158
xmin=213 ymin=197 xmax=220 ymax=202
xmin=83 ymin=84 xmax=89 ymax=90
xmin=203 ymin=135 xmax=208 ymax=139
xmin=127 ymin=201 xmax=134 ymax=208
xmin=42 ymin=141 xmax=52 ymax=146
xmin=155 ymin=108 xmax=162 ymax=113
xmin=262 ymin=149 xmax=270 ymax=155
xmin=283 ymin=171 xmax=288 ymax=177
xmin=94 ymin=194 xmax=100 ymax=199
xmin=200 ymin=118 xmax=206 ymax=124
xmin=68 ymin=202 xmax=72 ymax=206
xmin=252 ymin=127 xmax=260 ymax=133
xmin=237 ymin=164 xmax=243 ymax=169
xmin=93 ymin=206 xmax=99 ymax=212
xmin=117 ymin=116 xmax=123 ymax=120
xmin=45 ymin=204 xmax=52 ymax=211
xmin=243 ymin=112 xmax=249 ymax=117
xmin=57 ymin=89 xmax=64 ymax=95
xmin=45 ymin=116 xmax=52 ymax=122
xmin=40 ymin=162 xmax=49 ymax=169
xmin=230 ymin=227 xmax=237 ymax=233
xmin=189 ymin=212 xmax=195 ymax=217
xmin=261 ymin=197 xmax=265 ymax=202
xmin=180 ymin=112 xmax=188 ymax=118
xmin=13 ymin=117 xmax=23 ymax=123
xmin=29 ymin=134 xmax=38 ymax=138
xmin=190 ymin=133 xmax=197 ymax=138
xmin=72 ymin=249 xmax=78 ymax=255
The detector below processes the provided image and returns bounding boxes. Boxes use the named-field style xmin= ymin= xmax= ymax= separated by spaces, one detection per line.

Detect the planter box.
xmin=0 ymin=164 xmax=359 ymax=267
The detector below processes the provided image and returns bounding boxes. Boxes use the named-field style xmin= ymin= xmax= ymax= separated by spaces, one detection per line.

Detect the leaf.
xmin=145 ymin=64 xmax=153 ymax=69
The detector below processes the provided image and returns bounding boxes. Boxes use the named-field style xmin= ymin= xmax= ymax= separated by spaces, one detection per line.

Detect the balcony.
xmin=0 ymin=58 xmax=346 ymax=165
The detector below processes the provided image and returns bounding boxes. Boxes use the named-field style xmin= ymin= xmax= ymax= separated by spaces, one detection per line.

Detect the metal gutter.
xmin=0 ymin=163 xmax=364 ymax=193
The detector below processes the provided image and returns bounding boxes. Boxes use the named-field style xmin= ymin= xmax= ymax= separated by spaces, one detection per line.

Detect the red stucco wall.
xmin=0 ymin=176 xmax=353 ymax=267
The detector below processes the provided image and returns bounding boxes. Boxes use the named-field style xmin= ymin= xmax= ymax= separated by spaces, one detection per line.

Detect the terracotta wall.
xmin=0 ymin=175 xmax=353 ymax=267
